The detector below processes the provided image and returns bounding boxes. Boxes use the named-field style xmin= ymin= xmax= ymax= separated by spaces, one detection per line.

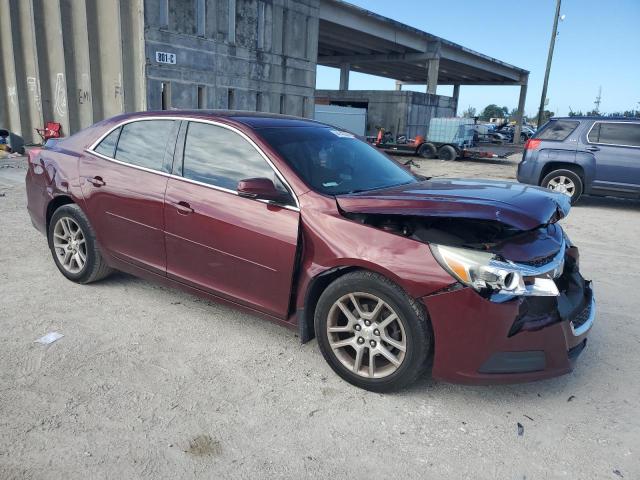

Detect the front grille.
xmin=518 ymin=251 xmax=558 ymax=267
xmin=572 ymin=301 xmax=592 ymax=330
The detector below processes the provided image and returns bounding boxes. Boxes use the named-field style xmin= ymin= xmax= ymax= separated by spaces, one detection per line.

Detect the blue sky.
xmin=315 ymin=0 xmax=640 ymax=117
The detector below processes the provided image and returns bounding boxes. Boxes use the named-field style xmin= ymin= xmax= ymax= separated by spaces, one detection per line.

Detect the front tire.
xmin=48 ymin=204 xmax=113 ymax=283
xmin=314 ymin=271 xmax=432 ymax=392
xmin=541 ymin=168 xmax=583 ymax=204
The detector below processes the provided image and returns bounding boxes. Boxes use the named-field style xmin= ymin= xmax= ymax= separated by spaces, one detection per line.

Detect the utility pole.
xmin=594 ymin=86 xmax=602 ymax=114
xmin=537 ymin=0 xmax=562 ymax=128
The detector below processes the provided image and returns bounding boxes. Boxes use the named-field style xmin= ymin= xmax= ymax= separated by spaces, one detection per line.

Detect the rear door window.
xmin=181 ymin=121 xmax=289 ymax=196
xmin=114 ymin=120 xmax=176 ymax=171
xmin=589 ymin=122 xmax=640 ymax=147
xmin=93 ymin=127 xmax=121 ymax=158
xmin=535 ymin=120 xmax=579 ymax=141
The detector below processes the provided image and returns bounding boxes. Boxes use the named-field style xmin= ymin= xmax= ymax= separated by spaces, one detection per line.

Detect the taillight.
xmin=27 ymin=148 xmax=42 ymax=165
xmin=524 ymin=139 xmax=541 ymax=150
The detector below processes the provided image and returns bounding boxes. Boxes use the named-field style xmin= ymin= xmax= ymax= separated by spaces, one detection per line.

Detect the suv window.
xmin=588 ymin=122 xmax=640 ymax=147
xmin=182 ymin=121 xmax=289 ymax=196
xmin=114 ymin=120 xmax=176 ymax=171
xmin=94 ymin=127 xmax=121 ymax=157
xmin=535 ymin=120 xmax=579 ymax=141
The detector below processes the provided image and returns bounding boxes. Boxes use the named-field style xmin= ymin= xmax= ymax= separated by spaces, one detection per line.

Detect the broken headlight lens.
xmin=430 ymin=244 xmax=559 ymax=297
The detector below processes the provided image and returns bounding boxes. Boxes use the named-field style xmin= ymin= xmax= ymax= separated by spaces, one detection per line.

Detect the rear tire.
xmin=314 ymin=271 xmax=432 ymax=392
xmin=541 ymin=168 xmax=583 ymax=204
xmin=48 ymin=204 xmax=113 ymax=284
xmin=417 ymin=142 xmax=437 ymax=159
xmin=437 ymin=145 xmax=457 ymax=161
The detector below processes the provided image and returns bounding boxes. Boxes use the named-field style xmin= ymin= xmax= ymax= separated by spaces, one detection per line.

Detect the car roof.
xmin=551 ymin=116 xmax=640 ymax=122
xmin=119 ymin=110 xmax=330 ymax=129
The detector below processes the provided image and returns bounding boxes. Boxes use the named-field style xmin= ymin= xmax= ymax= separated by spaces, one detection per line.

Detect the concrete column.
xmin=9 ymin=0 xmax=44 ymax=143
xmin=513 ymin=75 xmax=528 ymax=144
xmin=60 ymin=0 xmax=94 ymax=132
xmin=426 ymin=57 xmax=439 ymax=95
xmin=452 ymin=84 xmax=460 ymax=116
xmin=0 ymin=0 xmax=22 ymax=135
xmin=120 ymin=0 xmax=146 ymax=112
xmin=86 ymin=0 xmax=125 ymax=121
xmin=395 ymin=81 xmax=402 ymax=91
xmin=339 ymin=63 xmax=350 ymax=91
xmin=33 ymin=0 xmax=70 ymax=137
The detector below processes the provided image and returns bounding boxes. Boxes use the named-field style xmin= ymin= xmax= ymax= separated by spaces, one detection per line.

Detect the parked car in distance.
xmin=518 ymin=116 xmax=640 ymax=203
xmin=26 ymin=111 xmax=595 ymax=391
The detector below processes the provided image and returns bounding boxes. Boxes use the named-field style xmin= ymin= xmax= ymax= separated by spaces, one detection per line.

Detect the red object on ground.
xmin=35 ymin=122 xmax=62 ymax=142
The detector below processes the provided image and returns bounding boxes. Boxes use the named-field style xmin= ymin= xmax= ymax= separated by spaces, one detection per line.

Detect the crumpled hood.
xmin=336 ymin=178 xmax=571 ymax=231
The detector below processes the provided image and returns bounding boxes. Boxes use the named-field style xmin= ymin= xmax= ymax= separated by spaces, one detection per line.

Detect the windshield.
xmin=258 ymin=127 xmax=418 ymax=195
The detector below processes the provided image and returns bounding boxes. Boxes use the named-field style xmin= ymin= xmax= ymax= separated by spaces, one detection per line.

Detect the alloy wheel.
xmin=327 ymin=292 xmax=407 ymax=378
xmin=52 ymin=216 xmax=87 ymax=274
xmin=547 ymin=175 xmax=576 ymax=197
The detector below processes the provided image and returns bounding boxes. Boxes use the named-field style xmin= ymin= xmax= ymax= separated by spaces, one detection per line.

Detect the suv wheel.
xmin=48 ymin=204 xmax=113 ymax=283
xmin=541 ymin=168 xmax=583 ymax=204
xmin=314 ymin=271 xmax=432 ymax=392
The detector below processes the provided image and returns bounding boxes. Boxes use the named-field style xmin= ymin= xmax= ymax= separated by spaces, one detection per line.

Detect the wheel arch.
xmin=297 ymin=264 xmax=428 ymax=344
xmin=539 ymin=161 xmax=585 ymax=185
xmin=46 ymin=195 xmax=76 ymax=232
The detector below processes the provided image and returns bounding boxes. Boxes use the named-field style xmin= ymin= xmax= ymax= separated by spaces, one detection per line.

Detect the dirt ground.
xmin=1 ymin=154 xmax=639 ymax=479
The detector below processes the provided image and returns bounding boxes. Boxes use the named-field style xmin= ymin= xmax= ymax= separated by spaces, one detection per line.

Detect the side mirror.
xmin=237 ymin=177 xmax=287 ymax=203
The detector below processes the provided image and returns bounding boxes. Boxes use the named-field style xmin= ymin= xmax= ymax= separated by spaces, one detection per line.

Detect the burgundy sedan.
xmin=25 ymin=111 xmax=595 ymax=391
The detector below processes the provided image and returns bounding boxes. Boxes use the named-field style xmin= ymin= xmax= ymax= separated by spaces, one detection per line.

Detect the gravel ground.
xmin=1 ymin=154 xmax=639 ymax=479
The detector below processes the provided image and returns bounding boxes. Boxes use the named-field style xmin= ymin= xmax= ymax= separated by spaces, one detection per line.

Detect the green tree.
xmin=462 ymin=106 xmax=477 ymax=118
xmin=481 ymin=104 xmax=506 ymax=119
xmin=541 ymin=110 xmax=555 ymax=124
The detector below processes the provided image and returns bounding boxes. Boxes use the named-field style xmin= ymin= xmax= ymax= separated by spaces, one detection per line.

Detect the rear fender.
xmin=26 ymin=147 xmax=84 ymax=234
xmin=573 ymin=152 xmax=597 ymax=193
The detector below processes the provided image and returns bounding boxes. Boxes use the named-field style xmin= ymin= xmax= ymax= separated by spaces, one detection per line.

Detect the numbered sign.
xmin=156 ymin=51 xmax=177 ymax=65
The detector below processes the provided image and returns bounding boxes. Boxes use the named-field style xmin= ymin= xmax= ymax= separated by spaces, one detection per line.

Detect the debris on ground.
xmin=35 ymin=331 xmax=64 ymax=345
xmin=517 ymin=422 xmax=524 ymax=436
xmin=523 ymin=415 xmax=534 ymax=421
xmin=183 ymin=435 xmax=222 ymax=457
xmin=567 ymin=395 xmax=576 ymax=402
xmin=613 ymin=469 xmax=623 ymax=478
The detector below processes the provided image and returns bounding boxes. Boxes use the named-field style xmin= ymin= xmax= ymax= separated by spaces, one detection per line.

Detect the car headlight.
xmin=430 ymin=244 xmax=559 ymax=297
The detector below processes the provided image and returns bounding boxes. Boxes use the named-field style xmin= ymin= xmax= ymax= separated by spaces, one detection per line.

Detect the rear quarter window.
xmin=588 ymin=122 xmax=640 ymax=147
xmin=93 ymin=127 xmax=121 ymax=157
xmin=535 ymin=120 xmax=579 ymax=141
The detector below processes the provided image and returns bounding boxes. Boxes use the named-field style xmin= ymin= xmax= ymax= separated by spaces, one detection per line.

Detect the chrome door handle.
xmin=586 ymin=146 xmax=600 ymax=152
xmin=85 ymin=176 xmax=106 ymax=187
xmin=172 ymin=201 xmax=194 ymax=214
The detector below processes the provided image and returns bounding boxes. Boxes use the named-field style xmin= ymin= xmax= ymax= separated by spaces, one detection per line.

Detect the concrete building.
xmin=0 ymin=0 xmax=318 ymax=143
xmin=0 ymin=0 xmax=527 ymax=144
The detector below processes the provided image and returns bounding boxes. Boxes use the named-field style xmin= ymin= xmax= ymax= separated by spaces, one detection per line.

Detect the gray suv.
xmin=517 ymin=117 xmax=640 ymax=203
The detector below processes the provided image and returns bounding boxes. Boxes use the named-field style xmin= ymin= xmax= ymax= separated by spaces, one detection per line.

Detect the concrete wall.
xmin=0 ymin=0 xmax=146 ymax=143
xmin=144 ymin=0 xmax=319 ymax=117
xmin=315 ymin=90 xmax=456 ymax=139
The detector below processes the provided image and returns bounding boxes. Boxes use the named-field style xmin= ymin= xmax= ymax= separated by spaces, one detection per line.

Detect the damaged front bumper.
xmin=421 ymin=250 xmax=595 ymax=385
